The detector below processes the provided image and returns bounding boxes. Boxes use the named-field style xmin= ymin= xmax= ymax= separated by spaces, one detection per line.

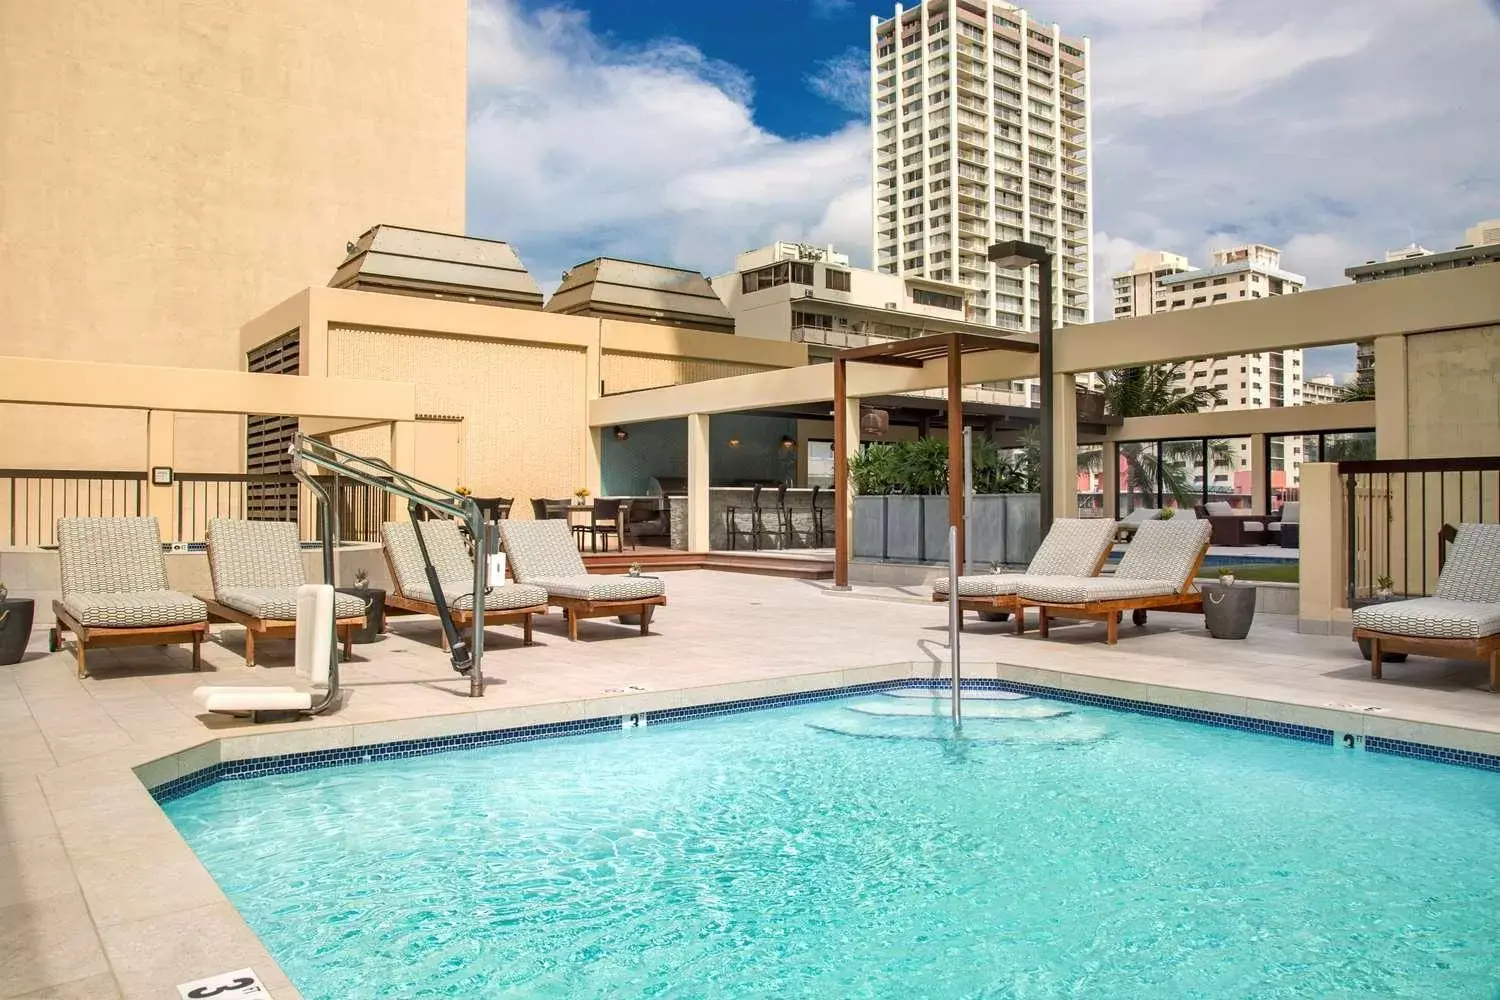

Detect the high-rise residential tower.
xmin=870 ymin=1 xmax=1092 ymax=338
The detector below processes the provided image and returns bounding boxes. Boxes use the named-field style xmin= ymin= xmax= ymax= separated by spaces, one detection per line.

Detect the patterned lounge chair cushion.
xmin=62 ymin=590 xmax=207 ymax=629
xmin=217 ymin=587 xmax=367 ymax=622
xmin=1431 ymin=523 xmax=1500 ymax=604
xmin=527 ymin=575 xmax=665 ymax=602
xmin=57 ymin=516 xmax=170 ymax=594
xmin=1015 ymin=575 xmax=1178 ymax=604
xmin=446 ymin=584 xmax=550 ymax=612
xmin=383 ymin=519 xmax=478 ymax=602
xmin=207 ymin=519 xmax=306 ymax=592
xmin=498 ymin=519 xmax=589 ymax=581
xmin=934 ymin=519 xmax=1114 ymax=597
xmin=1116 ymin=518 xmax=1211 ymax=585
xmin=1351 ymin=598 xmax=1500 ymax=640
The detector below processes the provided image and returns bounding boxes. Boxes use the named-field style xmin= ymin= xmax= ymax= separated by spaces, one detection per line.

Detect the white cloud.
xmin=806 ymin=47 xmax=869 ymax=114
xmin=809 ymin=0 xmax=855 ymax=18
xmin=466 ymin=0 xmax=870 ymax=292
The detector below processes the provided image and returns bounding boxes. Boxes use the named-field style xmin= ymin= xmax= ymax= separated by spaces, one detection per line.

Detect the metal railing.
xmin=2 ymin=470 xmax=147 ymax=547
xmin=1340 ymin=457 xmax=1500 ymax=604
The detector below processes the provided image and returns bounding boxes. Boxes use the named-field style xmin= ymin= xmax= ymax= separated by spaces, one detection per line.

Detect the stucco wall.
xmin=1406 ymin=325 xmax=1500 ymax=458
xmin=326 ymin=326 xmax=587 ymax=506
xmin=0 ymin=0 xmax=466 ymax=471
xmin=601 ymin=354 xmax=772 ymax=395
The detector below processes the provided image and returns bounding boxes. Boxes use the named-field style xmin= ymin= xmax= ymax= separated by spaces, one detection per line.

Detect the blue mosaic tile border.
xmin=1364 ymin=735 xmax=1500 ymax=773
xmin=149 ymin=676 xmax=1498 ymax=803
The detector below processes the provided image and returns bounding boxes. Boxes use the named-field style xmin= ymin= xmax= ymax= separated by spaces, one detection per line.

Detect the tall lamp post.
xmin=988 ymin=239 xmax=1055 ymax=536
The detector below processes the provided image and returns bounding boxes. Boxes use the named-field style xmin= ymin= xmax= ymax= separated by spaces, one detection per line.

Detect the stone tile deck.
xmin=1 ymin=569 xmax=1496 ymax=998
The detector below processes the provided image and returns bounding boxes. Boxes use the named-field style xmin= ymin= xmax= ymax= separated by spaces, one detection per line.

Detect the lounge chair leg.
xmin=192 ymin=632 xmax=202 ymax=672
xmin=438 ymin=626 xmax=450 ymax=652
xmin=1488 ymin=648 xmax=1497 ymax=692
xmin=639 ymin=605 xmax=653 ymax=635
xmin=1370 ymin=638 xmax=1383 ymax=679
xmin=342 ymin=626 xmax=353 ymax=662
xmin=245 ymin=629 xmax=256 ymax=668
xmin=523 ymin=613 xmax=534 ymax=647
xmin=1013 ymin=607 xmax=1025 ymax=635
xmin=567 ymin=610 xmax=579 ymax=642
xmin=76 ymin=641 xmax=87 ymax=679
xmin=1106 ymin=613 xmax=1119 ymax=645
xmin=1038 ymin=608 xmax=1049 ymax=638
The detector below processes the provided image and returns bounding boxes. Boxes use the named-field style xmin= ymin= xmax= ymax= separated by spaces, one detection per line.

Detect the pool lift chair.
xmin=193 ymin=435 xmax=494 ymax=722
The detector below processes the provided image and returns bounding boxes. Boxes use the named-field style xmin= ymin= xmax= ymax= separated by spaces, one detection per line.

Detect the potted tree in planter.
xmin=1203 ymin=569 xmax=1256 ymax=639
xmin=336 ymin=568 xmax=385 ymax=644
xmin=0 ymin=581 xmax=34 ymax=666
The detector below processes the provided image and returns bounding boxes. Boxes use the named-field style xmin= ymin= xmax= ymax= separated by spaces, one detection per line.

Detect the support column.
xmin=583 ymin=426 xmax=603 ymax=499
xmin=1296 ymin=462 xmax=1348 ymax=634
xmin=687 ymin=413 xmax=710 ymax=554
xmin=1102 ymin=439 xmax=1119 ymax=519
xmin=946 ymin=333 xmax=965 ymax=575
xmin=1249 ymin=433 xmax=1269 ymax=515
xmin=1050 ymin=372 xmax=1077 ymax=521
xmin=833 ymin=359 xmax=850 ymax=587
xmin=1373 ymin=334 xmax=1408 ymax=459
xmin=389 ymin=420 xmax=416 ymax=522
xmin=146 ymin=410 xmax=175 ymax=541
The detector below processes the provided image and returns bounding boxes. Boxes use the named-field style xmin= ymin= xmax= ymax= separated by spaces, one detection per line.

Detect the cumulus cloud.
xmin=466 ymin=0 xmax=870 ymax=292
xmin=806 ymin=47 xmax=869 ymax=114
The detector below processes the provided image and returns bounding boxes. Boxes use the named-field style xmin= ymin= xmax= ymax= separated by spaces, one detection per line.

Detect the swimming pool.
xmin=164 ymin=691 xmax=1500 ymax=999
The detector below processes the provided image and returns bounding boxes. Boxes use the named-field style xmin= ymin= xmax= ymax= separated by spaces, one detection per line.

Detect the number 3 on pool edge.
xmin=187 ymin=978 xmax=256 ymax=998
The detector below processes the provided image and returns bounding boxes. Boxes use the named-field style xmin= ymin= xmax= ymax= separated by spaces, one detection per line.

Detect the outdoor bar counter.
xmin=666 ymin=487 xmax=832 ymax=550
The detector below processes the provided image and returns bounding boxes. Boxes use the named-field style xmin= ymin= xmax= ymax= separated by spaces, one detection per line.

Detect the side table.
xmin=0 ymin=597 xmax=36 ymax=665
xmin=1202 ymin=583 xmax=1256 ymax=640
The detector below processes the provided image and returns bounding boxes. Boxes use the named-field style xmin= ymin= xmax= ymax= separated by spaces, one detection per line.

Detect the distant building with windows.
xmin=1300 ymin=374 xmax=1345 ymax=405
xmin=1110 ymin=244 xmax=1308 ymax=490
xmin=1345 ymin=217 xmax=1500 ymax=377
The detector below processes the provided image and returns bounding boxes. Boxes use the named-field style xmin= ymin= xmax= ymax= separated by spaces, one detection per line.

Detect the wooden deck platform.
xmin=580 ymin=545 xmax=834 ymax=580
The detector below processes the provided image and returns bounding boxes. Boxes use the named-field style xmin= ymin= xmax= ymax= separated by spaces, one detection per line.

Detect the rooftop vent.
xmin=328 ymin=225 xmax=543 ymax=310
xmin=544 ymin=258 xmax=734 ymax=335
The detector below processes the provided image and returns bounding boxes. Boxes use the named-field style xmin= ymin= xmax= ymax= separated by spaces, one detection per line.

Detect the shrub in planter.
xmin=336 ymin=568 xmax=386 ymax=644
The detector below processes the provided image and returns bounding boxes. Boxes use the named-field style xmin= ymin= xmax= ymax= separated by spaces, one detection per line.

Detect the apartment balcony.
xmin=957 ymin=221 xmax=989 ymax=240
xmin=956 ymin=148 xmax=987 ymax=169
xmin=956 ymin=165 xmax=986 ymax=182
xmin=992 ymin=105 xmax=1021 ymax=125
xmin=956 ymin=237 xmax=986 ymax=252
xmin=957 ymin=110 xmax=987 ymax=129
xmin=994 ymin=87 xmax=1022 ymax=110
xmin=955 ymin=96 xmax=985 ymax=113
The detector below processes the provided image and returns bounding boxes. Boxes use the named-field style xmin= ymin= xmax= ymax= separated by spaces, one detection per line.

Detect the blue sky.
xmin=468 ymin=0 xmax=1500 ymax=379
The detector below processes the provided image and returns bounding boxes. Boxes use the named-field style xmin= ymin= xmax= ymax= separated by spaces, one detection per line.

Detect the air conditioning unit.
xmin=885 ymin=302 xmax=897 ymax=309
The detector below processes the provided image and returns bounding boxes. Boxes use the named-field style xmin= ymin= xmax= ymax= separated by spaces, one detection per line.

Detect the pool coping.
xmin=142 ymin=661 xmax=1500 ymax=805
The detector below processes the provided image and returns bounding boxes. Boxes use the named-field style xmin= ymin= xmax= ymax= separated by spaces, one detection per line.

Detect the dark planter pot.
xmin=0 ymin=598 xmax=36 ymax=665
xmin=1202 ymin=583 xmax=1256 ymax=639
xmin=336 ymin=587 xmax=385 ymax=644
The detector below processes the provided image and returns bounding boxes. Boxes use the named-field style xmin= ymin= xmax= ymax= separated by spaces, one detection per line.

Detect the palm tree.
xmin=1102 ymin=364 xmax=1233 ymax=509
xmin=1337 ymin=368 xmax=1374 ymax=402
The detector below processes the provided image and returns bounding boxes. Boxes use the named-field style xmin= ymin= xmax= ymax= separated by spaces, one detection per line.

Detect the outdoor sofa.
xmin=1195 ymin=500 xmax=1267 ymax=547
xmin=499 ymin=519 xmax=666 ymax=641
xmin=382 ymin=520 xmax=549 ymax=648
xmin=199 ymin=518 xmax=365 ymax=667
xmin=1352 ymin=522 xmax=1500 ymax=690
xmin=1014 ymin=518 xmax=1213 ymax=645
xmin=931 ymin=518 xmax=1116 ymax=630
xmin=50 ymin=516 xmax=209 ymax=678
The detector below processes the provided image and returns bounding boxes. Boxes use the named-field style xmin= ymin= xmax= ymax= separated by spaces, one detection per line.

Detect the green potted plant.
xmin=1374 ymin=574 xmax=1394 ymax=599
xmin=0 ymin=580 xmax=34 ymax=666
xmin=336 ymin=567 xmax=385 ymax=644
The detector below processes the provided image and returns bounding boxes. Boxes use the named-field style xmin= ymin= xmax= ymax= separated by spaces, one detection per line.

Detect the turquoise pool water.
xmin=164 ymin=691 xmax=1500 ymax=999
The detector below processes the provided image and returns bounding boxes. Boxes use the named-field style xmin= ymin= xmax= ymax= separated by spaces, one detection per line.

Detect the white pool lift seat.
xmin=193 ymin=584 xmax=337 ymax=718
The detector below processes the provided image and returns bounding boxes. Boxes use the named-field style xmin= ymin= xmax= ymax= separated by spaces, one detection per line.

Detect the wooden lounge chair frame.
xmin=933 ymin=545 xmax=1114 ymax=634
xmin=553 ymin=594 xmax=667 ymax=642
xmin=1017 ymin=544 xmax=1210 ymax=646
xmin=200 ymin=598 xmax=362 ymax=668
xmin=381 ymin=547 xmax=547 ymax=649
xmin=50 ymin=601 xmax=207 ymax=679
xmin=1358 ymin=630 xmax=1500 ymax=691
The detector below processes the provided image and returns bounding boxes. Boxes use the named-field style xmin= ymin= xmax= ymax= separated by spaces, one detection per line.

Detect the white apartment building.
xmin=869 ymin=0 xmax=1092 ymax=341
xmin=710 ymin=240 xmax=1029 ymax=407
xmin=1111 ymin=244 xmax=1308 ymax=486
xmin=1300 ymin=374 xmax=1344 ymax=405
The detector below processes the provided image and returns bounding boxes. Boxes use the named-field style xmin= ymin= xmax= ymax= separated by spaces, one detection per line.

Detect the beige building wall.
xmin=602 ymin=355 xmax=774 ymax=395
xmin=0 ymin=0 xmax=467 ymax=472
xmin=1406 ymin=325 xmax=1500 ymax=458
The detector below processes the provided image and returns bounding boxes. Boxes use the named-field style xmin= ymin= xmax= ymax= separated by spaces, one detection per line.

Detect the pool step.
xmin=809 ymin=696 xmax=1108 ymax=744
xmin=882 ymin=688 xmax=1029 ymax=701
xmin=845 ymin=699 xmax=1071 ymax=720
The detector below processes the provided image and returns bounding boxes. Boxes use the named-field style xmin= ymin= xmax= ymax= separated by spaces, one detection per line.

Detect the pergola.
xmin=832 ymin=331 xmax=1040 ymax=587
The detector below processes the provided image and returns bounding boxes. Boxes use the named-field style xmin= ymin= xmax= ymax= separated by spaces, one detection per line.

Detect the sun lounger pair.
xmin=381 ymin=518 xmax=666 ymax=645
xmin=1353 ymin=522 xmax=1500 ymax=690
xmin=934 ymin=518 xmax=1212 ymax=644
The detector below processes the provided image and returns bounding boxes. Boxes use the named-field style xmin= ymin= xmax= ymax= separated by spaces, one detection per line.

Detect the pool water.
xmin=163 ymin=691 xmax=1500 ymax=999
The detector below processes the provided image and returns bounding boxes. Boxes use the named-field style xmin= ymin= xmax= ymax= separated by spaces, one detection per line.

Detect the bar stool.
xmin=810 ymin=485 xmax=834 ymax=548
xmin=725 ymin=485 xmax=764 ymax=551
xmin=762 ymin=484 xmax=790 ymax=549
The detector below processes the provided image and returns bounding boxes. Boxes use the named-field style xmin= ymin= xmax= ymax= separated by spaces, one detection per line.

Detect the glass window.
xmin=825 ymin=269 xmax=852 ymax=292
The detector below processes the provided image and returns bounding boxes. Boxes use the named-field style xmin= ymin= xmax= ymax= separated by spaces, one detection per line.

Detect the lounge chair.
xmin=1195 ymin=500 xmax=1267 ymax=547
xmin=1014 ymin=518 xmax=1213 ymax=645
xmin=50 ymin=516 xmax=209 ymax=678
xmin=1114 ymin=506 xmax=1156 ymax=542
xmin=499 ymin=519 xmax=666 ymax=641
xmin=1353 ymin=522 xmax=1500 ymax=690
xmin=1268 ymin=501 xmax=1300 ymax=548
xmin=931 ymin=518 xmax=1116 ymax=630
xmin=199 ymin=519 xmax=365 ymax=667
xmin=382 ymin=520 xmax=549 ymax=647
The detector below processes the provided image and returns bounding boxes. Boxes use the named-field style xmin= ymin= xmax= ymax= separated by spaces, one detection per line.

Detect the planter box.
xmin=0 ymin=598 xmax=34 ymax=665
xmin=1002 ymin=494 xmax=1042 ymax=566
xmin=969 ymin=495 xmax=1007 ymax=567
xmin=852 ymin=496 xmax=886 ymax=559
xmin=885 ymin=496 xmax=923 ymax=562
xmin=335 ymin=587 xmax=386 ymax=644
xmin=920 ymin=495 xmax=950 ymax=564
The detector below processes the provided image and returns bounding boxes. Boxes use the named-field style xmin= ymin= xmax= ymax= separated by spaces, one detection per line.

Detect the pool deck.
xmin=2 ymin=569 xmax=1497 ymax=998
